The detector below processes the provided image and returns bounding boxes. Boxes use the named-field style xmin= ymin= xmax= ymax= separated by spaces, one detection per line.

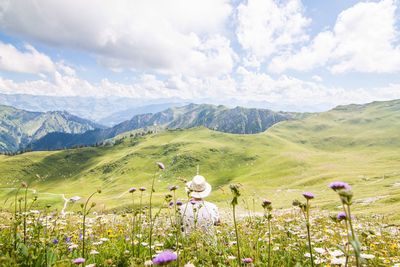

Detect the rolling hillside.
xmin=31 ymin=103 xmax=295 ymax=150
xmin=0 ymin=100 xmax=399 ymax=220
xmin=0 ymin=105 xmax=103 ymax=152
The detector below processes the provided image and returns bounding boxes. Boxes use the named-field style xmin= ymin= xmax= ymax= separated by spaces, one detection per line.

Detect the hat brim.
xmin=185 ymin=181 xmax=212 ymax=198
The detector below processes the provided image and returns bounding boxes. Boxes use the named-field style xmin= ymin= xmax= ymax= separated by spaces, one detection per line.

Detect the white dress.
xmin=179 ymin=199 xmax=219 ymax=234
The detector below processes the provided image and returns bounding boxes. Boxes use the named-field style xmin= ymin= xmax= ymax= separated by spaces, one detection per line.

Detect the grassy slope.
xmin=0 ymin=100 xmax=399 ymax=220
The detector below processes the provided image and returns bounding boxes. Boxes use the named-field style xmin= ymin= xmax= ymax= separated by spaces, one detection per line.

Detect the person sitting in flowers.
xmin=180 ymin=174 xmax=220 ymax=233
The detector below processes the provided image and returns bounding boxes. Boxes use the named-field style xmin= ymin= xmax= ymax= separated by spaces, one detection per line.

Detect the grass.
xmin=0 ymin=99 xmax=399 ymax=221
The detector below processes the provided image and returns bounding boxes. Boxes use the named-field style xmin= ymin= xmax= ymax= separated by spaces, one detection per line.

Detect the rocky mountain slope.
xmin=0 ymin=105 xmax=103 ymax=152
xmin=31 ymin=104 xmax=295 ymax=150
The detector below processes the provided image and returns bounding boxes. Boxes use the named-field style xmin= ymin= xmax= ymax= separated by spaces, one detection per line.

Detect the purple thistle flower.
xmin=52 ymin=238 xmax=59 ymax=244
xmin=79 ymin=233 xmax=83 ymax=240
xmin=337 ymin=211 xmax=347 ymax=221
xmin=156 ymin=162 xmax=165 ymax=170
xmin=262 ymin=199 xmax=272 ymax=209
xmin=176 ymin=200 xmax=183 ymax=206
xmin=65 ymin=236 xmax=71 ymax=243
xmin=129 ymin=187 xmax=137 ymax=193
xmin=152 ymin=250 xmax=177 ymax=265
xmin=72 ymin=258 xmax=85 ymax=265
xmin=169 ymin=201 xmax=174 ymax=207
xmin=329 ymin=181 xmax=351 ymax=191
xmin=302 ymin=192 xmax=315 ymax=200
xmin=139 ymin=187 xmax=147 ymax=192
xmin=242 ymin=258 xmax=253 ymax=264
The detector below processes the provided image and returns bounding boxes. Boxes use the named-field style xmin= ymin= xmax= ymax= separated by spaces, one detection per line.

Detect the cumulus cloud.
xmin=0 ymin=41 xmax=55 ymax=74
xmin=235 ymin=67 xmax=400 ymax=108
xmin=0 ymin=0 xmax=235 ymax=76
xmin=236 ymin=0 xmax=310 ymax=67
xmin=0 ymin=0 xmax=399 ymax=111
xmin=1 ymin=66 xmax=400 ymax=112
xmin=269 ymin=0 xmax=400 ymax=73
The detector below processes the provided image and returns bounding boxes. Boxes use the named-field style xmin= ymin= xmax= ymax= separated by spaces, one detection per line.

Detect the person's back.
xmin=180 ymin=199 xmax=219 ymax=233
xmin=179 ymin=175 xmax=220 ymax=234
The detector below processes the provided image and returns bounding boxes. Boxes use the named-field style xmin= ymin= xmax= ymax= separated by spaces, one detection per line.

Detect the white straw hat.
xmin=185 ymin=175 xmax=212 ymax=198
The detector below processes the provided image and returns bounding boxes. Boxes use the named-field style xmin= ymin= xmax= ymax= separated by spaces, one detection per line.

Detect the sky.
xmin=0 ymin=0 xmax=400 ymax=111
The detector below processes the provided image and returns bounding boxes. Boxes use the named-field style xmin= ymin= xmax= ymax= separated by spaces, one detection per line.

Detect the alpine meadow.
xmin=1 ymin=0 xmax=400 ymax=266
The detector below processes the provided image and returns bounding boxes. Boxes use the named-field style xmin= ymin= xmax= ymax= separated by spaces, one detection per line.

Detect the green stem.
xmin=23 ymin=186 xmax=28 ymax=244
xmin=13 ymin=187 xmax=21 ymax=251
xmin=267 ymin=214 xmax=272 ymax=267
xmin=346 ymin=205 xmax=360 ymax=267
xmin=232 ymin=204 xmax=241 ymax=266
xmin=82 ymin=191 xmax=98 ymax=259
xmin=173 ymin=191 xmax=180 ymax=267
xmin=131 ymin=194 xmax=136 ymax=258
xmin=305 ymin=200 xmax=314 ymax=267
xmin=149 ymin=172 xmax=157 ymax=258
xmin=44 ymin=206 xmax=48 ymax=267
xmin=342 ymin=205 xmax=351 ymax=267
xmin=138 ymin=191 xmax=143 ymax=258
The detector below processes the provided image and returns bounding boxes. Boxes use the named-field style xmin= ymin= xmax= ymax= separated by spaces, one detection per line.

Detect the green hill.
xmin=30 ymin=103 xmax=294 ymax=150
xmin=0 ymin=105 xmax=103 ymax=152
xmin=0 ymin=100 xmax=399 ymax=220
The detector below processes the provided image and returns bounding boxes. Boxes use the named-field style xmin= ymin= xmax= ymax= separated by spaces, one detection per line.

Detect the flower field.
xmin=0 ymin=173 xmax=399 ymax=267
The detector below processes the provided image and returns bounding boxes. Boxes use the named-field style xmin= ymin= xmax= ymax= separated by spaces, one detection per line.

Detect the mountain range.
xmin=30 ymin=104 xmax=295 ymax=150
xmin=0 ymin=105 xmax=103 ymax=152
xmin=0 ymin=99 xmax=399 ymax=219
xmin=0 ymin=93 xmax=186 ymax=126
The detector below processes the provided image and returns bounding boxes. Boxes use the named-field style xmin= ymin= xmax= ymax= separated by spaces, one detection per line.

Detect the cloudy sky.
xmin=0 ymin=0 xmax=400 ymax=111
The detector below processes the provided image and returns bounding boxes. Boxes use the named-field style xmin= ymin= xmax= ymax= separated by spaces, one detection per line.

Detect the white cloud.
xmin=234 ymin=67 xmax=400 ymax=109
xmin=0 ymin=41 xmax=55 ymax=74
xmin=269 ymin=31 xmax=335 ymax=73
xmin=1 ymin=66 xmax=399 ymax=112
xmin=311 ymin=75 xmax=323 ymax=82
xmin=269 ymin=0 xmax=400 ymax=74
xmin=0 ymin=0 xmax=234 ymax=76
xmin=236 ymin=0 xmax=310 ymax=67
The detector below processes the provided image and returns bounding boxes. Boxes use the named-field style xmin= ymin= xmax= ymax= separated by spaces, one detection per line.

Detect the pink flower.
xmin=72 ymin=258 xmax=85 ymax=265
xmin=242 ymin=257 xmax=253 ymax=263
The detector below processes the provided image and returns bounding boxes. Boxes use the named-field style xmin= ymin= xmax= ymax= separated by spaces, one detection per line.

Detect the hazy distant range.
xmin=0 ymin=93 xmax=187 ymax=126
xmin=0 ymin=93 xmax=332 ymax=126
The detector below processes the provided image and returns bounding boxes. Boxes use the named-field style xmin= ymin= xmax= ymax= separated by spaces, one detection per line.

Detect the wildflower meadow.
xmin=0 ymin=162 xmax=399 ymax=267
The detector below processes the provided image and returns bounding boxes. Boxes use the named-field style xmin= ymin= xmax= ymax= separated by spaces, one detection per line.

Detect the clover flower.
xmin=303 ymin=192 xmax=315 ymax=200
xmin=242 ymin=257 xmax=253 ymax=263
xmin=152 ymin=250 xmax=177 ymax=265
xmin=72 ymin=258 xmax=85 ymax=264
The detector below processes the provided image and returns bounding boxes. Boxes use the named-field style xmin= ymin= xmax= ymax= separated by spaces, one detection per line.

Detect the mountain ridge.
xmin=0 ymin=105 xmax=104 ymax=152
xmin=30 ymin=103 xmax=296 ymax=150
